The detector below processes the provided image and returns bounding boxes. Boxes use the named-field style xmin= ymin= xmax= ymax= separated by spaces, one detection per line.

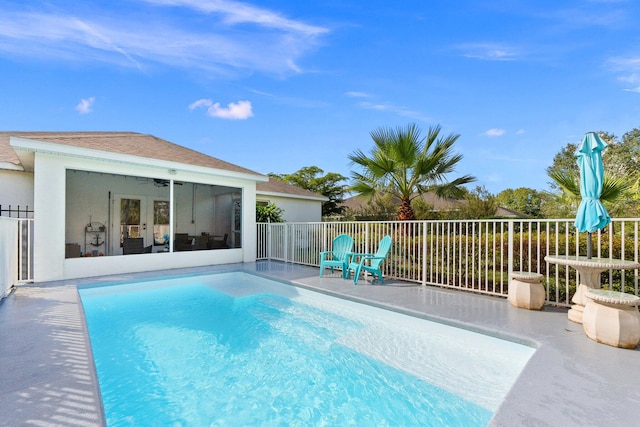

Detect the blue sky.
xmin=1 ymin=0 xmax=639 ymax=194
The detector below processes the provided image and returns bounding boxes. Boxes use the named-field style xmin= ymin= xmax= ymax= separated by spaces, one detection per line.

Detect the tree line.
xmin=261 ymin=124 xmax=640 ymax=221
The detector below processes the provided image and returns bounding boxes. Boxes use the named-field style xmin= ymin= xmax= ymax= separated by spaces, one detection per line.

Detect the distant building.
xmin=256 ymin=177 xmax=327 ymax=222
xmin=338 ymin=193 xmax=523 ymax=219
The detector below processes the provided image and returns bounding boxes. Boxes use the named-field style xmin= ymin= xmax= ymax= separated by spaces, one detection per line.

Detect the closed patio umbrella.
xmin=574 ymin=132 xmax=610 ymax=259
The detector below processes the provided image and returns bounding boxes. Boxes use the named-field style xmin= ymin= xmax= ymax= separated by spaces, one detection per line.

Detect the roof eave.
xmin=10 ymin=137 xmax=269 ymax=182
xmin=0 ymin=161 xmax=25 ymax=171
xmin=256 ymin=190 xmax=328 ymax=202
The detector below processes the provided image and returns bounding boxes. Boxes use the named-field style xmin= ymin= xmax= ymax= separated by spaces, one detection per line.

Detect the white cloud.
xmin=552 ymin=5 xmax=627 ymax=28
xmin=247 ymin=89 xmax=327 ymax=108
xmin=485 ymin=172 xmax=502 ymax=183
xmin=618 ymin=73 xmax=640 ymax=83
xmin=349 ymin=91 xmax=432 ymax=121
xmin=356 ymin=101 xmax=433 ymax=122
xmin=142 ymin=0 xmax=327 ymax=36
xmin=359 ymin=102 xmax=393 ymax=111
xmin=455 ymin=43 xmax=519 ymax=61
xmin=484 ymin=128 xmax=506 ymax=137
xmin=607 ymin=56 xmax=640 ymax=91
xmin=0 ymin=2 xmax=328 ymax=77
xmin=76 ymin=97 xmax=95 ymax=114
xmin=618 ymin=71 xmax=640 ymax=92
xmin=516 ymin=129 xmax=526 ymax=135
xmin=188 ymin=99 xmax=213 ymax=110
xmin=189 ymin=99 xmax=253 ymax=119
xmin=608 ymin=57 xmax=640 ymax=72
xmin=345 ymin=91 xmax=370 ymax=98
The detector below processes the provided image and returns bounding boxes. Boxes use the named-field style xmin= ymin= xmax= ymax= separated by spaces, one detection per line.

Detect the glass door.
xmin=231 ymin=194 xmax=242 ymax=248
xmin=152 ymin=200 xmax=170 ymax=251
xmin=120 ymin=198 xmax=142 ymax=241
xmin=112 ymin=196 xmax=171 ymax=255
xmin=112 ymin=197 xmax=144 ymax=255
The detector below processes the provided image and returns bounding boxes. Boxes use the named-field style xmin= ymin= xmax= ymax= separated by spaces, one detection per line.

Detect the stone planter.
xmin=508 ymin=271 xmax=545 ymax=310
xmin=582 ymin=289 xmax=640 ymax=349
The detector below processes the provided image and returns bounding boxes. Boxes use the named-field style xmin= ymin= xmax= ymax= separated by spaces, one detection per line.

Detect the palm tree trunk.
xmin=398 ymin=198 xmax=416 ymax=220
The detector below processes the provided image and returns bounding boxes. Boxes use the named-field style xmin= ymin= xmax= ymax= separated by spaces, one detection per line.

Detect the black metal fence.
xmin=0 ymin=205 xmax=34 ymax=218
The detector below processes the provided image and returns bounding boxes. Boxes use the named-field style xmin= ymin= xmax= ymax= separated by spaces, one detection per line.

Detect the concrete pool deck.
xmin=1 ymin=261 xmax=638 ymax=426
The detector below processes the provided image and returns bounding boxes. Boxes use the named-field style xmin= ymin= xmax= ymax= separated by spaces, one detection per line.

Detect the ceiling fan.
xmin=152 ymin=179 xmax=183 ymax=187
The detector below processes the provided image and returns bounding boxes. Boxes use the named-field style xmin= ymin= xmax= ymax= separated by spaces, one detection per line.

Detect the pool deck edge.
xmin=1 ymin=261 xmax=639 ymax=427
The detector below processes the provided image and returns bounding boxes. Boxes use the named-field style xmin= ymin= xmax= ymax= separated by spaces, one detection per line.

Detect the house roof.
xmin=0 ymin=133 xmax=22 ymax=170
xmin=256 ymin=177 xmax=327 ymax=201
xmin=494 ymin=206 xmax=523 ymax=218
xmin=342 ymin=193 xmax=464 ymax=212
xmin=0 ymin=131 xmax=264 ymax=177
xmin=342 ymin=193 xmax=523 ymax=218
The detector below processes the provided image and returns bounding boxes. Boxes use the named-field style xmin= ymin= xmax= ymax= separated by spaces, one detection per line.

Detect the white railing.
xmin=17 ymin=218 xmax=34 ymax=283
xmin=257 ymin=219 xmax=640 ymax=306
xmin=0 ymin=217 xmax=34 ymax=298
xmin=2 ymin=217 xmax=638 ymax=306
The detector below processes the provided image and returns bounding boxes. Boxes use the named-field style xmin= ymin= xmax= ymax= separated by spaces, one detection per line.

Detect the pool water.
xmin=79 ymin=272 xmax=535 ymax=426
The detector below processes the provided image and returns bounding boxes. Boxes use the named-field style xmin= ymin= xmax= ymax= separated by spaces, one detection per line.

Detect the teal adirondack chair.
xmin=319 ymin=234 xmax=354 ymax=278
xmin=346 ymin=235 xmax=392 ymax=285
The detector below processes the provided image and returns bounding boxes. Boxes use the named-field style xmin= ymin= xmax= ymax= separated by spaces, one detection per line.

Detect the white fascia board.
xmin=10 ymin=137 xmax=269 ymax=182
xmin=0 ymin=161 xmax=24 ymax=171
xmin=257 ymin=190 xmax=328 ymax=202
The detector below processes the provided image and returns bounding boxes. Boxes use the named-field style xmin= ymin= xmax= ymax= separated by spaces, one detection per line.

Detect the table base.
xmin=568 ymin=306 xmax=585 ymax=323
xmin=568 ymin=284 xmax=589 ymax=323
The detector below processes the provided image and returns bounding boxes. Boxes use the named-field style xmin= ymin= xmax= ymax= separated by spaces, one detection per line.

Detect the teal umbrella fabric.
xmin=574 ymin=132 xmax=610 ymax=256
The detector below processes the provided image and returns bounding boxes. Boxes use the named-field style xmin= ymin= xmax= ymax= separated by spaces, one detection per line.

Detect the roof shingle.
xmin=0 ymin=131 xmax=262 ymax=176
xmin=256 ymin=177 xmax=326 ymax=200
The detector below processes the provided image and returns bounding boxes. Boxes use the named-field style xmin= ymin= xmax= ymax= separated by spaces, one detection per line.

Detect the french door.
xmin=111 ymin=195 xmax=169 ymax=255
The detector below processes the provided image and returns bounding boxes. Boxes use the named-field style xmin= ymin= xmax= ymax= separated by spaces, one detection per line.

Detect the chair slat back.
xmin=370 ymin=235 xmax=392 ymax=268
xmin=332 ymin=234 xmax=354 ymax=260
xmin=123 ymin=237 xmax=144 ymax=254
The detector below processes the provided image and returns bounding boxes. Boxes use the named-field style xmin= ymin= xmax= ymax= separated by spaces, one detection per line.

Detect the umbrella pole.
xmin=587 ymin=232 xmax=592 ymax=259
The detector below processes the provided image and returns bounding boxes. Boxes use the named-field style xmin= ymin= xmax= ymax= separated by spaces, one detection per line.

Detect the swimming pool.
xmin=79 ymin=272 xmax=535 ymax=426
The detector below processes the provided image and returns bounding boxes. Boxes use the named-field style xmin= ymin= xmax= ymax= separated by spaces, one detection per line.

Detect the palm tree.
xmin=548 ymin=170 xmax=627 ymax=216
xmin=349 ymin=123 xmax=476 ymax=220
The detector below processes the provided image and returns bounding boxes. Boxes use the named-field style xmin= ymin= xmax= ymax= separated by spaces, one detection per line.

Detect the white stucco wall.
xmin=257 ymin=195 xmax=323 ymax=222
xmin=31 ymin=151 xmax=259 ymax=282
xmin=0 ymin=169 xmax=34 ymax=210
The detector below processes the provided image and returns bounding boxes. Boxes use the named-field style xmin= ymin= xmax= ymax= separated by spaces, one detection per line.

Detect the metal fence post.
xmin=283 ymin=225 xmax=288 ymax=263
xmin=322 ymin=222 xmax=327 ymax=253
xmin=508 ymin=220 xmax=514 ymax=288
xmin=365 ymin=222 xmax=370 ymax=253
xmin=267 ymin=223 xmax=272 ymax=260
xmin=422 ymin=220 xmax=427 ymax=286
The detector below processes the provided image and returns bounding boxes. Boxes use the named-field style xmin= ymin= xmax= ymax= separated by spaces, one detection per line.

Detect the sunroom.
xmin=9 ymin=132 xmax=267 ymax=282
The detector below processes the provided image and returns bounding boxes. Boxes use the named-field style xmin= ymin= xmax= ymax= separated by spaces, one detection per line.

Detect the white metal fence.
xmin=0 ymin=217 xmax=33 ymax=298
xmin=257 ymin=219 xmax=640 ymax=306
xmin=2 ymin=217 xmax=638 ymax=307
xmin=17 ymin=218 xmax=33 ymax=283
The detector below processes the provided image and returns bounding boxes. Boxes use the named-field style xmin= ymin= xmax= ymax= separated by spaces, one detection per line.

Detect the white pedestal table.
xmin=544 ymin=255 xmax=640 ymax=324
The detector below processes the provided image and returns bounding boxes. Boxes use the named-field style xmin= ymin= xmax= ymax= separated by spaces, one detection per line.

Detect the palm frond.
xmin=548 ymin=170 xmax=628 ymax=204
xmin=349 ymin=123 xmax=475 ymax=219
xmin=548 ymin=171 xmax=581 ymax=198
xmin=601 ymin=176 xmax=627 ymax=202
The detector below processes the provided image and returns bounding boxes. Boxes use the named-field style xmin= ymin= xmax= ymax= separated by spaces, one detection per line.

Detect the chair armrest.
xmin=360 ymin=255 xmax=384 ymax=261
xmin=352 ymin=254 xmax=385 ymax=267
xmin=347 ymin=252 xmax=374 ymax=263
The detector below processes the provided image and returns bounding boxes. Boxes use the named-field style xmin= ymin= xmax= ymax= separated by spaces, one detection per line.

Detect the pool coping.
xmin=1 ymin=261 xmax=639 ymax=426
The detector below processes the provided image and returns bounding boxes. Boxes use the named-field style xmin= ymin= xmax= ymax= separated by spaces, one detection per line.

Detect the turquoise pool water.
xmin=79 ymin=272 xmax=535 ymax=426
